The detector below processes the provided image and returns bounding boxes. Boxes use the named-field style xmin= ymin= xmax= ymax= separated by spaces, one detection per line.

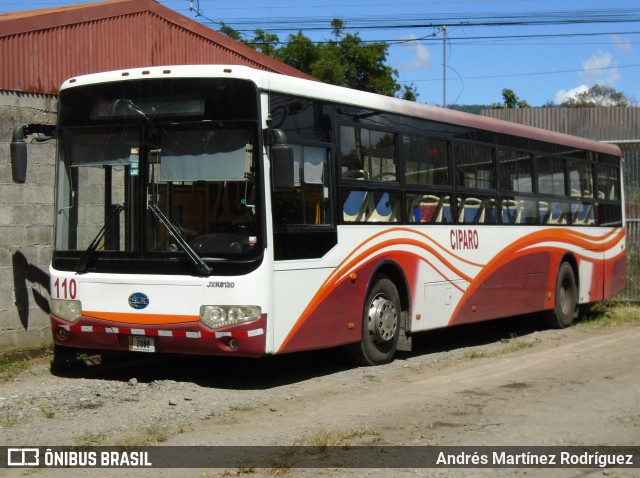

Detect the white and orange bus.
xmin=47 ymin=65 xmax=625 ymax=365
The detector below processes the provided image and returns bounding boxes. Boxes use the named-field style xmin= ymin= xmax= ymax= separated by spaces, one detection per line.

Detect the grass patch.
xmin=578 ymin=302 xmax=640 ymax=328
xmin=0 ymin=356 xmax=30 ymax=382
xmin=0 ymin=346 xmax=54 ymax=382
xmin=116 ymin=425 xmax=173 ymax=446
xmin=2 ymin=414 xmax=18 ymax=428
xmin=298 ymin=427 xmax=384 ymax=448
xmin=463 ymin=338 xmax=539 ymax=361
xmin=40 ymin=406 xmax=55 ymax=419
xmin=76 ymin=430 xmax=107 ymax=446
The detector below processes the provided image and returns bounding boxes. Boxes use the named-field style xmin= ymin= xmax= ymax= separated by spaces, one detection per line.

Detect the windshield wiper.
xmin=148 ymin=204 xmax=212 ymax=277
xmin=76 ymin=204 xmax=125 ymax=273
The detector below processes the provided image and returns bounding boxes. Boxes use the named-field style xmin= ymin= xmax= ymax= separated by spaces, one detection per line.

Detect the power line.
xmin=197 ymin=9 xmax=640 ymax=32
xmin=405 ymin=63 xmax=640 ymax=84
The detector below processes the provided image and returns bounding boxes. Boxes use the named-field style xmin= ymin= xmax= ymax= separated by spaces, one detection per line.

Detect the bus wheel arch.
xmin=544 ymin=256 xmax=579 ymax=329
xmin=346 ymin=263 xmax=410 ymax=366
xmin=374 ymin=262 xmax=410 ymax=320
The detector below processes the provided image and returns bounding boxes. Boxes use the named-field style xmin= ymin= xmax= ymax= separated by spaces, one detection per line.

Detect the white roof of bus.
xmin=61 ymin=64 xmax=622 ymax=158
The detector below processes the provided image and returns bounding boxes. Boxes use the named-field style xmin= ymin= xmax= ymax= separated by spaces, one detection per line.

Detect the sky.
xmin=2 ymin=0 xmax=640 ymax=107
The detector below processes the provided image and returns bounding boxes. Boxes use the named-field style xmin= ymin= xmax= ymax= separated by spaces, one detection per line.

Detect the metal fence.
xmin=622 ymin=143 xmax=640 ymax=301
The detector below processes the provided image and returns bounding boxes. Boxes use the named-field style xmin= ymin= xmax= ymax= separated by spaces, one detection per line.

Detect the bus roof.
xmin=61 ymin=64 xmax=623 ymax=158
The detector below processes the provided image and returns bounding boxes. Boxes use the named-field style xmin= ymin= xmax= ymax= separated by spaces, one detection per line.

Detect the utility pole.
xmin=442 ymin=25 xmax=447 ymax=108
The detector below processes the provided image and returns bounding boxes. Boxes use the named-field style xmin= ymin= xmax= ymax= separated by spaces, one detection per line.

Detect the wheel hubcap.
xmin=367 ymin=294 xmax=398 ymax=343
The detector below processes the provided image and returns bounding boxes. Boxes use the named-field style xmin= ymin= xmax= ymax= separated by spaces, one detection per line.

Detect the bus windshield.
xmin=54 ymin=78 xmax=263 ymax=274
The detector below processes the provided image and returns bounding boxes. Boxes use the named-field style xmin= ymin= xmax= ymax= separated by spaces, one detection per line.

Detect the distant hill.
xmin=448 ymin=104 xmax=491 ymax=115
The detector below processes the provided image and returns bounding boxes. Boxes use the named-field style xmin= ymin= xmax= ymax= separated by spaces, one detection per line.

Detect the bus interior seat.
xmin=439 ymin=196 xmax=452 ymax=223
xmin=409 ymin=195 xmax=441 ymax=223
xmin=547 ymin=203 xmax=567 ymax=224
xmin=518 ymin=200 xmax=536 ymax=224
xmin=343 ymin=190 xmax=368 ymax=222
xmin=539 ymin=201 xmax=550 ymax=224
xmin=458 ymin=197 xmax=484 ymax=224
xmin=366 ymin=191 xmax=397 ymax=222
xmin=572 ymin=203 xmax=594 ymax=225
xmin=501 ymin=199 xmax=518 ymax=224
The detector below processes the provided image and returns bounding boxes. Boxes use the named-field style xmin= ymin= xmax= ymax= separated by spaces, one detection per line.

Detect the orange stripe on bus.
xmin=277 ymin=226 xmax=626 ymax=353
xmin=82 ymin=311 xmax=199 ymax=325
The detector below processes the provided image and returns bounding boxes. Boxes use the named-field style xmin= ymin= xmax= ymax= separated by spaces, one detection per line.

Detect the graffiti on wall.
xmin=12 ymin=251 xmax=50 ymax=329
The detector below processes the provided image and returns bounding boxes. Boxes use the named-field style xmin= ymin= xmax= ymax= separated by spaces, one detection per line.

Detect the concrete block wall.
xmin=0 ymin=90 xmax=57 ymax=353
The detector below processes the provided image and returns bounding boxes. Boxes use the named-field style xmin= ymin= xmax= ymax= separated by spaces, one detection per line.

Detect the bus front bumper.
xmin=50 ymin=314 xmax=267 ymax=358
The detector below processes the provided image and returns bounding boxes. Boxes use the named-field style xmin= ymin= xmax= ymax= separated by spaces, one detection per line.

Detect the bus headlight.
xmin=51 ymin=299 xmax=82 ymax=323
xmin=199 ymin=305 xmax=261 ymax=329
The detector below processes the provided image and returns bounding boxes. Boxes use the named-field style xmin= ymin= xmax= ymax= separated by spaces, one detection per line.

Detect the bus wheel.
xmin=544 ymin=262 xmax=577 ymax=329
xmin=347 ymin=275 xmax=400 ymax=366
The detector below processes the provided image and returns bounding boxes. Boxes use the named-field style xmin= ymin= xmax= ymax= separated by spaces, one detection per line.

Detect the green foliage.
xmin=220 ymin=19 xmax=417 ymax=100
xmin=561 ymin=84 xmax=630 ymax=107
xmin=492 ymin=88 xmax=531 ymax=109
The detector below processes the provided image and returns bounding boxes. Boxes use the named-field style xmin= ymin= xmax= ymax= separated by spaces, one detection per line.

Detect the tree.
xmin=492 ymin=88 xmax=530 ymax=109
xmin=221 ymin=19 xmax=418 ymax=101
xmin=561 ymin=85 xmax=630 ymax=107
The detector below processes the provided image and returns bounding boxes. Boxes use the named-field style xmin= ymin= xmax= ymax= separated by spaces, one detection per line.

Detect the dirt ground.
xmin=1 ymin=312 xmax=639 ymax=477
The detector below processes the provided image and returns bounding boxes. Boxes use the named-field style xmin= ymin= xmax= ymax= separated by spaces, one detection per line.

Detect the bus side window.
xmin=499 ymin=149 xmax=533 ymax=193
xmin=454 ymin=142 xmax=495 ymax=189
xmin=518 ymin=198 xmax=538 ymax=225
xmin=537 ymin=156 xmax=566 ymax=196
xmin=273 ymin=145 xmax=330 ymax=226
xmin=404 ymin=136 xmax=449 ymax=187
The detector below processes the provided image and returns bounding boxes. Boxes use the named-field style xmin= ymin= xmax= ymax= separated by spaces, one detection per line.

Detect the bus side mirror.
xmin=265 ymin=129 xmax=294 ymax=192
xmin=9 ymin=124 xmax=56 ymax=183
xmin=10 ymin=125 xmax=28 ymax=183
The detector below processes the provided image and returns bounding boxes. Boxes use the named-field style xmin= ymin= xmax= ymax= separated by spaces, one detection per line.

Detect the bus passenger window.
xmin=537 ymin=156 xmax=566 ymax=196
xmin=273 ymin=145 xmax=330 ymax=226
xmin=342 ymin=190 xmax=399 ymax=223
xmin=340 ymin=126 xmax=397 ymax=181
xmin=499 ymin=149 xmax=533 ymax=193
xmin=404 ymin=136 xmax=449 ymax=186
xmin=454 ymin=143 xmax=495 ymax=189
xmin=596 ymin=203 xmax=622 ymax=226
xmin=568 ymin=160 xmax=593 ymax=198
xmin=595 ymin=165 xmax=620 ymax=200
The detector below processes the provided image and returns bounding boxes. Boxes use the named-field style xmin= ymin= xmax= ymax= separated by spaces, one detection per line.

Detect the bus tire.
xmin=347 ymin=275 xmax=400 ymax=366
xmin=544 ymin=262 xmax=577 ymax=329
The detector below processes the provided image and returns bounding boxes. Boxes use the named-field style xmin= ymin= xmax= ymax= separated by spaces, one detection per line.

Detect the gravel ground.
xmin=1 ymin=312 xmax=639 ymax=478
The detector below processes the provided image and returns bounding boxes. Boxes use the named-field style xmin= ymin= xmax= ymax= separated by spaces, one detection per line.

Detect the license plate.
xmin=129 ymin=335 xmax=155 ymax=353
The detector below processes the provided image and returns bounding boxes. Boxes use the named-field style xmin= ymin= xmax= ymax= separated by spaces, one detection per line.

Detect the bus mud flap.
xmin=396 ymin=311 xmax=412 ymax=352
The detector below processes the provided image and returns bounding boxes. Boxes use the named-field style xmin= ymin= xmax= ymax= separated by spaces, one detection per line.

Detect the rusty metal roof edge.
xmin=0 ymin=0 xmax=316 ymax=80
xmin=0 ymin=0 xmax=152 ymax=36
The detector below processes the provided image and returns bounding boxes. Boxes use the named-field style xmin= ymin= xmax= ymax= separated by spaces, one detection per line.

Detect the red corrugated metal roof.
xmin=0 ymin=0 xmax=316 ymax=94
